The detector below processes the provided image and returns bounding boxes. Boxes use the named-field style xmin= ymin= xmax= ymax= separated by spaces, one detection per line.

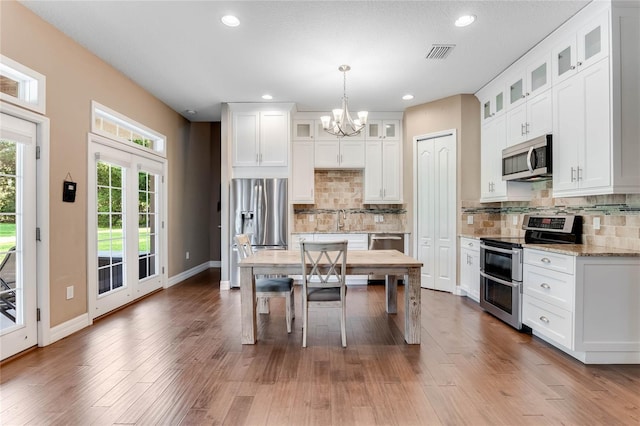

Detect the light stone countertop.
xmin=292 ymin=231 xmax=410 ymax=234
xmin=458 ymin=234 xmax=640 ymax=257
xmin=522 ymin=243 xmax=640 ymax=257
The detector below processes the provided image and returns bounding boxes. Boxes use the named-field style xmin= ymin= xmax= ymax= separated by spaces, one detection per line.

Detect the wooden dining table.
xmin=238 ymin=249 xmax=423 ymax=344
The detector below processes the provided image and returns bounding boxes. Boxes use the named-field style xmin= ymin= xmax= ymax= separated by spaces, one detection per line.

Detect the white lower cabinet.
xmin=523 ymin=248 xmax=640 ymax=364
xmin=458 ymin=237 xmax=480 ymax=302
xmin=292 ymin=233 xmax=368 ymax=285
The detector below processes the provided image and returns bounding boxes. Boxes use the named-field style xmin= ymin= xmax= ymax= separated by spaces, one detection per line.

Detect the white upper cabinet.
xmin=292 ymin=119 xmax=315 ymax=141
xmin=314 ymin=138 xmax=365 ymax=169
xmin=366 ymin=120 xmax=400 ymax=142
xmin=553 ymin=57 xmax=611 ymax=195
xmin=364 ymin=139 xmax=402 ymax=203
xmin=291 ymin=140 xmax=315 ymax=203
xmin=232 ymin=110 xmax=289 ymax=167
xmin=481 ymin=85 xmax=505 ymax=122
xmin=505 ymin=53 xmax=553 ymax=146
xmin=551 ymin=10 xmax=609 ymax=85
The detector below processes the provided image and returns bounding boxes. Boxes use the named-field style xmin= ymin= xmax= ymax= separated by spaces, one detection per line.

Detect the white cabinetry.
xmin=523 ymin=248 xmax=640 ymax=364
xmin=551 ymin=11 xmax=609 ymax=84
xmin=364 ymin=139 xmax=402 ymax=203
xmin=314 ymin=138 xmax=365 ymax=169
xmin=458 ymin=237 xmax=480 ymax=302
xmin=505 ymin=53 xmax=552 ymax=146
xmin=366 ymin=120 xmax=400 ymax=142
xmin=480 ymin=85 xmax=505 ymax=122
xmin=480 ymin=114 xmax=531 ymax=202
xmin=232 ymin=110 xmax=289 ymax=167
xmin=291 ymin=140 xmax=315 ymax=203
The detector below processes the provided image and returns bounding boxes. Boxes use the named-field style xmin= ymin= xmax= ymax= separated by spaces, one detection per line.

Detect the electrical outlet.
xmin=186 ymin=251 xmax=190 ymax=260
xmin=308 ymin=214 xmax=315 ymax=222
xmin=593 ymin=217 xmax=601 ymax=230
xmin=379 ymin=215 xmax=384 ymax=223
xmin=467 ymin=215 xmax=474 ymax=225
xmin=513 ymin=215 xmax=519 ymax=225
xmin=66 ymin=286 xmax=74 ymax=300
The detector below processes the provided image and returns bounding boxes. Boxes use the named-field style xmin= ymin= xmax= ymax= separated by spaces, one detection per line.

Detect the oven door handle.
xmin=480 ymin=243 xmax=518 ymax=255
xmin=480 ymin=271 xmax=519 ymax=288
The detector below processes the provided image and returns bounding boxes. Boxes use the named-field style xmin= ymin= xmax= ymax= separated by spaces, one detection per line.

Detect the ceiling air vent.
xmin=425 ymin=44 xmax=455 ymax=60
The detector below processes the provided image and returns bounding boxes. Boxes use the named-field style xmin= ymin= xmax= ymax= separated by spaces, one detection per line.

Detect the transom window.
xmin=91 ymin=101 xmax=166 ymax=157
xmin=0 ymin=55 xmax=46 ymax=114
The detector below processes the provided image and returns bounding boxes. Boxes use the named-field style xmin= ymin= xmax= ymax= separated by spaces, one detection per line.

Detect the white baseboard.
xmin=48 ymin=313 xmax=90 ymax=345
xmin=209 ymin=260 xmax=221 ymax=268
xmin=167 ymin=261 xmax=211 ymax=287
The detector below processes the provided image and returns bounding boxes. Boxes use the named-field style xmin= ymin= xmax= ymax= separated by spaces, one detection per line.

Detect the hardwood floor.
xmin=1 ymin=269 xmax=639 ymax=425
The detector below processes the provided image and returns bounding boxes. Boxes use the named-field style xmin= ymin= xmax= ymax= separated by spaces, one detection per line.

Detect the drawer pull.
xmin=539 ymin=316 xmax=550 ymax=323
xmin=540 ymin=257 xmax=551 ymax=264
xmin=468 ymin=242 xmax=473 ymax=247
xmin=540 ymin=283 xmax=551 ymax=289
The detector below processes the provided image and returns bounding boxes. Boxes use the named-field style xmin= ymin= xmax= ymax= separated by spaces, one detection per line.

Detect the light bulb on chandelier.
xmin=321 ymin=65 xmax=368 ymax=137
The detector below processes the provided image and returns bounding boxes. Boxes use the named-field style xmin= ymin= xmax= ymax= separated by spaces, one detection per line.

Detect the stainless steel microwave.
xmin=502 ymin=134 xmax=552 ymax=181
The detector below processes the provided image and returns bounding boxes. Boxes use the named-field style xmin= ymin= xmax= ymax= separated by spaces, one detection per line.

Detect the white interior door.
xmin=88 ymin=139 xmax=165 ymax=319
xmin=416 ymin=132 xmax=456 ymax=292
xmin=0 ymin=113 xmax=37 ymax=360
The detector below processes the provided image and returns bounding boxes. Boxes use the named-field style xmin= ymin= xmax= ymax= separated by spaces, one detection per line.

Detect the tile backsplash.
xmin=293 ymin=170 xmax=407 ymax=233
xmin=460 ymin=181 xmax=640 ymax=250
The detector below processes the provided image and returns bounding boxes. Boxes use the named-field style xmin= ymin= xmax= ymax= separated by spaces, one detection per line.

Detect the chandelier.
xmin=320 ymin=65 xmax=368 ymax=137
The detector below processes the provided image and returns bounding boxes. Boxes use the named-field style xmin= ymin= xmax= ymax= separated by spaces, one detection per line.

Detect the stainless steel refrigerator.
xmin=229 ymin=178 xmax=288 ymax=287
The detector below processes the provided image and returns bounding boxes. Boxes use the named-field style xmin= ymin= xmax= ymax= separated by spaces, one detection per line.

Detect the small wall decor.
xmin=63 ymin=172 xmax=77 ymax=203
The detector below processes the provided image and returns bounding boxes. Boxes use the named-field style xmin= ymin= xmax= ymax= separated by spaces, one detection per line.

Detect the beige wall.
xmin=1 ymin=1 xmax=213 ymax=327
xmin=210 ymin=122 xmax=222 ymax=262
xmin=403 ymin=94 xmax=481 ymax=239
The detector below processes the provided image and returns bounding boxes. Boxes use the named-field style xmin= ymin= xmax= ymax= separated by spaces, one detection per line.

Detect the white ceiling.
xmin=20 ymin=0 xmax=591 ymax=122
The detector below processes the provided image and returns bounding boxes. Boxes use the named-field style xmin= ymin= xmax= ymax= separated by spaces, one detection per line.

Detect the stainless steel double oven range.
xmin=479 ymin=214 xmax=582 ymax=330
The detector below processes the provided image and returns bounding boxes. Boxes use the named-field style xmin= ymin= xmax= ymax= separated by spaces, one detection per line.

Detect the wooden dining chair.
xmin=234 ymin=234 xmax=295 ymax=333
xmin=300 ymin=240 xmax=348 ymax=348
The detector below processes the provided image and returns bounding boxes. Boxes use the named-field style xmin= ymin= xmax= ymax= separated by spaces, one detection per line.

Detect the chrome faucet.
xmin=336 ymin=209 xmax=346 ymax=231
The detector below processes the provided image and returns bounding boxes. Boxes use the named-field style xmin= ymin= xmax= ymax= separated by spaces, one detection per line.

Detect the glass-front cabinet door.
xmin=552 ymin=10 xmax=609 ymax=85
xmin=526 ymin=53 xmax=551 ymax=96
xmin=508 ymin=76 xmax=526 ymax=109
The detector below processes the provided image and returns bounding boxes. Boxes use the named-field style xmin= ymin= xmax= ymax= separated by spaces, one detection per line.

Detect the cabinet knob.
xmin=570 ymin=65 xmax=576 ymax=70
xmin=539 ymin=316 xmax=550 ymax=323
xmin=577 ymin=61 xmax=583 ymax=67
xmin=468 ymin=242 xmax=473 ymax=247
xmin=540 ymin=283 xmax=551 ymax=289
xmin=541 ymin=257 xmax=551 ymax=264
xmin=526 ymin=92 xmax=530 ymax=97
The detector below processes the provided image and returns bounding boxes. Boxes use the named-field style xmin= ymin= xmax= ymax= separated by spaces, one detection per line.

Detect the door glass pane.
xmin=510 ymin=79 xmax=523 ymax=104
xmin=384 ymin=122 xmax=396 ymax=138
xmin=495 ymin=93 xmax=503 ymax=113
xmin=557 ymin=46 xmax=572 ymax=76
xmin=530 ymin=63 xmax=547 ymax=92
xmin=483 ymin=101 xmax=491 ymax=119
xmin=296 ymin=123 xmax=311 ymax=138
xmin=97 ymin=161 xmax=125 ymax=295
xmin=138 ymin=171 xmax=158 ymax=280
xmin=368 ymin=123 xmax=380 ymax=138
xmin=0 ymin=140 xmax=18 ymax=331
xmin=584 ymin=26 xmax=601 ymax=61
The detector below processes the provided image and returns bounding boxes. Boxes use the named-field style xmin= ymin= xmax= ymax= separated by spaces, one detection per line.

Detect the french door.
xmin=88 ymin=138 xmax=164 ymax=318
xmin=0 ymin=113 xmax=37 ymax=360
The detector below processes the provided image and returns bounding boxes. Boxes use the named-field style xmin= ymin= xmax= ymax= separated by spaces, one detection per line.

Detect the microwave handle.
xmin=527 ymin=146 xmax=534 ymax=172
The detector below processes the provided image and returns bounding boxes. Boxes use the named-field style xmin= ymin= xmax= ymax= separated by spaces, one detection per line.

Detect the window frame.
xmin=0 ymin=55 xmax=46 ymax=115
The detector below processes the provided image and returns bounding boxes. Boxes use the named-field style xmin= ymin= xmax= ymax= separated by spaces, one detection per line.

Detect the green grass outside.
xmin=0 ymin=223 xmax=152 ymax=254
xmin=98 ymin=227 xmax=151 ymax=253
xmin=0 ymin=223 xmax=15 ymax=253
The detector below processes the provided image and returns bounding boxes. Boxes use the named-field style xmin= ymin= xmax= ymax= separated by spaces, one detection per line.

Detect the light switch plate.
xmin=513 ymin=215 xmax=519 ymax=225
xmin=66 ymin=286 xmax=74 ymax=300
xmin=308 ymin=214 xmax=315 ymax=222
xmin=467 ymin=215 xmax=474 ymax=225
xmin=593 ymin=217 xmax=601 ymax=230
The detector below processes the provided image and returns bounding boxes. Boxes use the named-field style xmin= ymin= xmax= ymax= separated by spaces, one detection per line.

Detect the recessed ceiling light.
xmin=185 ymin=109 xmax=197 ymax=115
xmin=221 ymin=15 xmax=240 ymax=27
xmin=402 ymin=94 xmax=414 ymax=101
xmin=262 ymin=94 xmax=273 ymax=100
xmin=455 ymin=15 xmax=476 ymax=27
